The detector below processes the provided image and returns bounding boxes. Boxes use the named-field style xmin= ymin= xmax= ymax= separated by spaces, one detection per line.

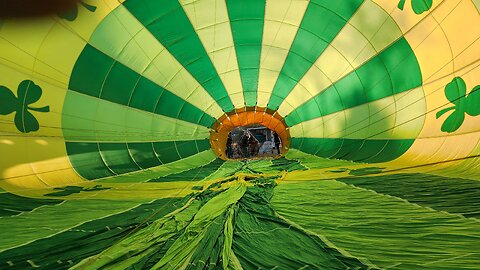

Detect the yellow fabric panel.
xmin=0 ymin=19 xmax=88 ymax=89
xmin=390 ymin=87 xmax=427 ymax=139
xmin=397 ymin=0 xmax=480 ymax=155
xmin=0 ymin=58 xmax=64 ymax=137
xmin=59 ymin=0 xmax=121 ymax=42
xmin=62 ymin=92 xmax=210 ymax=142
xmin=404 ymin=0 xmax=480 ymax=84
xmin=0 ymin=137 xmax=83 ymax=190
xmin=289 ymin=88 xmax=425 ymax=139
xmin=0 ymin=5 xmax=116 ymax=188
xmin=278 ymin=0 xmax=402 ymax=117
xmin=0 ymin=61 xmax=83 ymax=189
xmin=373 ymin=0 xmax=444 ymax=32
xmin=396 ymin=133 xmax=480 ymax=166
xmin=257 ymin=0 xmax=310 ymax=108
xmin=395 ymin=67 xmax=480 ymax=167
xmin=365 ymin=0 xmax=480 ymax=167
xmin=180 ymin=0 xmax=245 ymax=109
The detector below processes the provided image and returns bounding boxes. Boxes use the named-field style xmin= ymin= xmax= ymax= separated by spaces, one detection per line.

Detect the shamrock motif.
xmin=436 ymin=77 xmax=480 ymax=133
xmin=398 ymin=0 xmax=433 ymax=15
xmin=58 ymin=1 xmax=97 ymax=21
xmin=0 ymin=80 xmax=50 ymax=133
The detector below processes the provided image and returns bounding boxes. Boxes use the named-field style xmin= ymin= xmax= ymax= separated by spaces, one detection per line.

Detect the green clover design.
xmin=436 ymin=77 xmax=480 ymax=133
xmin=0 ymin=80 xmax=50 ymax=133
xmin=398 ymin=0 xmax=433 ymax=15
xmin=58 ymin=1 xmax=97 ymax=21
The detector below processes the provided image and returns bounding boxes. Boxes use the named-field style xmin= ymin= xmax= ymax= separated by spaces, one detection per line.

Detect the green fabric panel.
xmin=127 ymin=142 xmax=162 ymax=169
xmin=175 ymin=140 xmax=199 ymax=158
xmin=154 ymin=139 xmax=212 ymax=164
xmin=195 ymin=139 xmax=211 ymax=152
xmin=226 ymin=0 xmax=266 ymax=106
xmin=355 ymin=56 xmax=391 ymax=102
xmin=124 ymin=235 xmax=179 ymax=270
xmin=69 ymin=45 xmax=215 ymax=128
xmin=184 ymin=214 xmax=225 ymax=270
xmin=270 ymin=157 xmax=307 ymax=172
xmin=123 ymin=0 xmax=234 ymax=112
xmin=97 ymin=150 xmax=216 ymax=183
xmin=69 ymin=185 xmax=244 ymax=269
xmin=0 ymin=197 xmax=184 ymax=270
xmin=149 ymin=158 xmax=224 ymax=182
xmin=67 ymin=140 xmax=210 ymax=180
xmin=232 ymin=180 xmax=369 ymax=269
xmin=101 ymin=61 xmax=141 ymax=106
xmin=129 ymin=77 xmax=162 ymax=112
xmin=334 ymin=139 xmax=415 ymax=163
xmin=379 ymin=38 xmax=423 ymax=95
xmin=202 ymin=160 xmax=244 ymax=181
xmin=290 ymin=137 xmax=344 ymax=158
xmin=153 ymin=186 xmax=246 ymax=269
xmin=271 ymin=180 xmax=480 ymax=269
xmin=69 ymin=44 xmax=114 ymax=97
xmin=153 ymin=141 xmax=181 ymax=164
xmin=0 ymin=193 xmax=62 ymax=217
xmin=239 ymin=159 xmax=273 ymax=174
xmin=290 ymin=138 xmax=414 ymax=162
xmin=66 ymin=142 xmax=114 ymax=180
xmin=267 ymin=0 xmax=364 ymax=110
xmin=364 ymin=139 xmax=415 ymax=163
xmin=0 ymin=199 xmax=150 ymax=252
xmin=289 ymin=137 xmax=303 ymax=149
xmin=338 ymin=173 xmax=480 ymax=219
xmin=178 ymin=105 xmax=204 ymax=127
xmin=155 ymin=90 xmax=210 ymax=125
xmin=285 ymin=37 xmax=422 ymax=126
xmin=285 ymin=149 xmax=357 ymax=170
xmin=98 ymin=142 xmax=141 ymax=174
xmin=44 ymin=185 xmax=110 ymax=197
xmin=70 ymin=173 xmax=368 ymax=269
xmin=340 ymin=140 xmax=388 ymax=161
xmin=199 ymin=113 xmax=216 ymax=128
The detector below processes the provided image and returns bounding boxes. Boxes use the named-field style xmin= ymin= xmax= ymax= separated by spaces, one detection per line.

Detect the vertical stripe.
xmin=89 ymin=5 xmax=224 ymax=118
xmin=123 ymin=0 xmax=235 ymax=112
xmin=226 ymin=0 xmax=266 ymax=106
xmin=267 ymin=0 xmax=364 ymax=110
xmin=180 ymin=0 xmax=246 ymax=108
xmin=284 ymin=38 xmax=422 ymax=127
xmin=278 ymin=0 xmax=402 ymax=116
xmin=257 ymin=0 xmax=310 ymax=108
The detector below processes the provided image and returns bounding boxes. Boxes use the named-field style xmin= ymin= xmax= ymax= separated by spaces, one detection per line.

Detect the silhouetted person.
xmin=273 ymin=132 xmax=281 ymax=155
xmin=240 ymin=132 xmax=249 ymax=158
xmin=226 ymin=133 xmax=233 ymax=158
xmin=248 ymin=135 xmax=259 ymax=157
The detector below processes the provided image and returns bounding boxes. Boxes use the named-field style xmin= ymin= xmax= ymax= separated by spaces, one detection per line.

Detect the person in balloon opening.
xmin=248 ymin=134 xmax=260 ymax=157
xmin=226 ymin=133 xmax=233 ymax=158
xmin=273 ymin=132 xmax=281 ymax=155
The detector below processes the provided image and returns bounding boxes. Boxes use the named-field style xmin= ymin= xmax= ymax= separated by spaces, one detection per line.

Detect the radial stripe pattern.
xmin=267 ymin=0 xmax=364 ymax=110
xmin=123 ymin=0 xmax=235 ymax=112
xmin=1 ymin=0 xmax=480 ymax=269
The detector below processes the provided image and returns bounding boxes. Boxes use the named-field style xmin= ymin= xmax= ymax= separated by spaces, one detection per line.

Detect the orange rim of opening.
xmin=210 ymin=106 xmax=290 ymax=160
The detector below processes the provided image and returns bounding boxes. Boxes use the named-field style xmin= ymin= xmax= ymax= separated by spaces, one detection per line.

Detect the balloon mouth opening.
xmin=209 ymin=107 xmax=290 ymax=160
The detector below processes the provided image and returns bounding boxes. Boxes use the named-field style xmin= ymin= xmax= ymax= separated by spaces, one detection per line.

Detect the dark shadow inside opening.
xmin=226 ymin=124 xmax=282 ymax=159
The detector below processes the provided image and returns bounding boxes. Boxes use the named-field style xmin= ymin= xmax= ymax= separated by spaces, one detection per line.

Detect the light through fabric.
xmin=0 ymin=0 xmax=480 ymax=269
